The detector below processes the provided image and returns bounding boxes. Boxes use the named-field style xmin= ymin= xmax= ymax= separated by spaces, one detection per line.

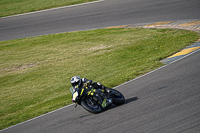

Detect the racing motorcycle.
xmin=70 ymin=83 xmax=125 ymax=114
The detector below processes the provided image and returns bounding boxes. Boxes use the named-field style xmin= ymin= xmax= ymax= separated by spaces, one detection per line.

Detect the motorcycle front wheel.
xmin=81 ymin=97 xmax=102 ymax=114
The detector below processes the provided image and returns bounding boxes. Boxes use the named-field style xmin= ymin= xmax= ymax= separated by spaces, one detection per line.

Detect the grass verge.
xmin=0 ymin=28 xmax=199 ymax=129
xmin=0 ymin=0 xmax=96 ymax=17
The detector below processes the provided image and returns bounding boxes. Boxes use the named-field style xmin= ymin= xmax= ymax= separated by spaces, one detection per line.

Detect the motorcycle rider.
xmin=70 ymin=76 xmax=112 ymax=108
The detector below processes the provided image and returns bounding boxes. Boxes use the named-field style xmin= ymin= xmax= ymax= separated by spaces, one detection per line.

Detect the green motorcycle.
xmin=70 ymin=84 xmax=125 ymax=114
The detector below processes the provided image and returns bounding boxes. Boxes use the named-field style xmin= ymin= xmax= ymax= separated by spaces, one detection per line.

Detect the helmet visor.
xmin=71 ymin=82 xmax=80 ymax=88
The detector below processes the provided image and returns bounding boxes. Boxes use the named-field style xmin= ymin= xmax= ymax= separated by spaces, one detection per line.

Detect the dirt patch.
xmin=1 ymin=64 xmax=36 ymax=73
xmin=87 ymin=45 xmax=112 ymax=51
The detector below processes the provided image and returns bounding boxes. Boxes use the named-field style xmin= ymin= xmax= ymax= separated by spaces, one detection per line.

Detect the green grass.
xmin=0 ymin=28 xmax=199 ymax=129
xmin=0 ymin=0 xmax=96 ymax=17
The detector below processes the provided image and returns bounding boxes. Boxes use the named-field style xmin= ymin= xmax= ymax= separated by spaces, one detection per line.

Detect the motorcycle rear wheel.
xmin=111 ymin=89 xmax=125 ymax=105
xmin=81 ymin=97 xmax=102 ymax=114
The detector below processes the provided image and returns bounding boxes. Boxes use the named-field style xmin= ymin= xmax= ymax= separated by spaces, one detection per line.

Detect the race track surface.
xmin=1 ymin=0 xmax=200 ymax=132
xmin=2 ymin=45 xmax=200 ymax=133
xmin=0 ymin=0 xmax=200 ymax=41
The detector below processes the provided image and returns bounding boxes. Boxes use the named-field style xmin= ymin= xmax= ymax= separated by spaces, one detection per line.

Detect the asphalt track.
xmin=0 ymin=0 xmax=200 ymax=41
xmin=1 ymin=0 xmax=200 ymax=132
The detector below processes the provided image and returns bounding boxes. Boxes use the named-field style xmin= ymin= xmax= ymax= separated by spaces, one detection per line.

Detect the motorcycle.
xmin=70 ymin=83 xmax=125 ymax=114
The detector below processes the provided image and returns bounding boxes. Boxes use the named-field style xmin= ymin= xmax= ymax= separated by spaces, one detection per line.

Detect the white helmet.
xmin=71 ymin=76 xmax=82 ymax=88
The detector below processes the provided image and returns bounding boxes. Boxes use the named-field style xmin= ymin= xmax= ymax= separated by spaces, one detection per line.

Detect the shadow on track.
xmin=124 ymin=96 xmax=139 ymax=104
xmin=106 ymin=96 xmax=139 ymax=111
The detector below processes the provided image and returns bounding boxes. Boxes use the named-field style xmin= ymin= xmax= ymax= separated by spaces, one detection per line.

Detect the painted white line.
xmin=1 ymin=40 xmax=200 ymax=132
xmin=0 ymin=104 xmax=74 ymax=132
xmin=1 ymin=0 xmax=105 ymax=19
xmin=113 ymin=46 xmax=200 ymax=89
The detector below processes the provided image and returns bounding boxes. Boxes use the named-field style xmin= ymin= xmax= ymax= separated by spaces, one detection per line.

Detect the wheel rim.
xmin=86 ymin=98 xmax=99 ymax=110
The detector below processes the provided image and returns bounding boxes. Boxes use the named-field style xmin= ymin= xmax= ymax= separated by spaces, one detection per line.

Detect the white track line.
xmin=1 ymin=0 xmax=105 ymax=19
xmin=113 ymin=47 xmax=200 ymax=89
xmin=0 ymin=104 xmax=75 ymax=132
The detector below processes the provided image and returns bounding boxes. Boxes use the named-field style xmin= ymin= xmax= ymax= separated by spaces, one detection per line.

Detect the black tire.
xmin=81 ymin=97 xmax=102 ymax=114
xmin=111 ymin=89 xmax=125 ymax=105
